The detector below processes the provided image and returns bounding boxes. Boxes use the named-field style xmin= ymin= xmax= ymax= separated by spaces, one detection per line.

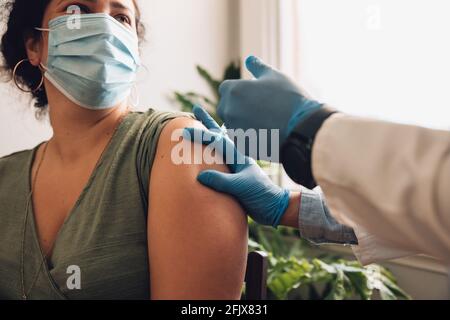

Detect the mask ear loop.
xmin=128 ymin=84 xmax=140 ymax=109
xmin=128 ymin=64 xmax=147 ymax=109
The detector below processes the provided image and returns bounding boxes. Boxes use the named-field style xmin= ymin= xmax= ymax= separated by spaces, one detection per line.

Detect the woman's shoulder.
xmin=130 ymin=108 xmax=195 ymax=128
xmin=128 ymin=108 xmax=197 ymax=195
xmin=129 ymin=107 xmax=195 ymax=149
xmin=0 ymin=147 xmax=34 ymax=190
xmin=0 ymin=147 xmax=33 ymax=170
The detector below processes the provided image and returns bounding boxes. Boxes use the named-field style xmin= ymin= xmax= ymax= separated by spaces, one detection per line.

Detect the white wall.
xmin=137 ymin=0 xmax=240 ymax=111
xmin=0 ymin=0 xmax=240 ymax=157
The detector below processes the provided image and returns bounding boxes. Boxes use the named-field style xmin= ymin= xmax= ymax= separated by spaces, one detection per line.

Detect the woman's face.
xmin=31 ymin=0 xmax=138 ymax=67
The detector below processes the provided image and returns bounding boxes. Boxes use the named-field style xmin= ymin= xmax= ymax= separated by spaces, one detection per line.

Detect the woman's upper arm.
xmin=147 ymin=117 xmax=248 ymax=300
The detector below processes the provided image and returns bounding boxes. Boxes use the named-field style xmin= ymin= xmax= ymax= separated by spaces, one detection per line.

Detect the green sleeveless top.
xmin=0 ymin=108 xmax=191 ymax=300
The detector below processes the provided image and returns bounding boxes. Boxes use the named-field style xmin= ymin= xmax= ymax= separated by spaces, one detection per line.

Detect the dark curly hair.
xmin=0 ymin=0 xmax=145 ymax=117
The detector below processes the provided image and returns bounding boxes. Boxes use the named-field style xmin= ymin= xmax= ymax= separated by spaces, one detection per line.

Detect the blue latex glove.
xmin=183 ymin=105 xmax=291 ymax=228
xmin=218 ymin=55 xmax=323 ymax=151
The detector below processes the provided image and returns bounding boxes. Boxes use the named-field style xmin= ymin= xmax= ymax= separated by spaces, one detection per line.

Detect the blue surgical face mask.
xmin=36 ymin=13 xmax=141 ymax=110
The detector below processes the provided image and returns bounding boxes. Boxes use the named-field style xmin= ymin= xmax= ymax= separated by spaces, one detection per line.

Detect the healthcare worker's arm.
xmin=352 ymin=227 xmax=419 ymax=265
xmin=184 ymin=106 xmax=357 ymax=245
xmin=297 ymin=187 xmax=357 ymax=245
xmin=217 ymin=56 xmax=447 ymax=262
xmin=184 ymin=107 xmax=419 ymax=265
xmin=290 ymin=184 xmax=418 ymax=265
xmin=310 ymin=114 xmax=450 ymax=263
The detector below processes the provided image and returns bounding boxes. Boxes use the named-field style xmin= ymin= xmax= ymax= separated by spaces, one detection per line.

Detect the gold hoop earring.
xmin=13 ymin=59 xmax=44 ymax=93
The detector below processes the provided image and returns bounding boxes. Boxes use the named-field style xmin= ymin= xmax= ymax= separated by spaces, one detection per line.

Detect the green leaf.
xmin=326 ymin=269 xmax=347 ymax=300
xmin=223 ymin=61 xmax=241 ymax=81
xmin=267 ymin=257 xmax=313 ymax=300
xmin=183 ymin=92 xmax=217 ymax=108
xmin=345 ymin=270 xmax=372 ymax=300
xmin=313 ymin=259 xmax=337 ymax=274
xmin=379 ymin=271 xmax=411 ymax=300
xmin=173 ymin=91 xmax=195 ymax=113
xmin=248 ymin=239 xmax=265 ymax=252
xmin=196 ymin=65 xmax=221 ymax=100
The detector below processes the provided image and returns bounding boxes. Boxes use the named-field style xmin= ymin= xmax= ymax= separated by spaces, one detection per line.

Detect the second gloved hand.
xmin=218 ymin=56 xmax=324 ymax=150
xmin=183 ymin=106 xmax=291 ymax=228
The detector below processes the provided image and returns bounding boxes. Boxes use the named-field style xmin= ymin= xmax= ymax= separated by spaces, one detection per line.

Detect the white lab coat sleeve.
xmin=299 ymin=187 xmax=416 ymax=264
xmin=351 ymin=226 xmax=419 ymax=265
xmin=312 ymin=113 xmax=450 ymax=263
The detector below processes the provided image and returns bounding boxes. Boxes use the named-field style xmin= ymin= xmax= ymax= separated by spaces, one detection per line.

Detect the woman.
xmin=0 ymin=0 xmax=248 ymax=300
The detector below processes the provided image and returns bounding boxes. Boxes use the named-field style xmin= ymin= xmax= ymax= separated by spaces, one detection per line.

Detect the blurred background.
xmin=1 ymin=0 xmax=449 ymax=299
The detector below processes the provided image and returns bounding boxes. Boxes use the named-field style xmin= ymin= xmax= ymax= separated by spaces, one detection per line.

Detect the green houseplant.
xmin=172 ymin=63 xmax=410 ymax=300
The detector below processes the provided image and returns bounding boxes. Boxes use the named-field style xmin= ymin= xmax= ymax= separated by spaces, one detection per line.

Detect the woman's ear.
xmin=24 ymin=35 xmax=42 ymax=67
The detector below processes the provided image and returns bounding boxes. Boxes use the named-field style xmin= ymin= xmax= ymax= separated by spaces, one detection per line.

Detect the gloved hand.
xmin=218 ymin=55 xmax=323 ymax=149
xmin=183 ymin=105 xmax=291 ymax=228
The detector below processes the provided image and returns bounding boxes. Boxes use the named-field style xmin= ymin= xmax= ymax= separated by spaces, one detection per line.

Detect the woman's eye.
xmin=115 ymin=14 xmax=132 ymax=25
